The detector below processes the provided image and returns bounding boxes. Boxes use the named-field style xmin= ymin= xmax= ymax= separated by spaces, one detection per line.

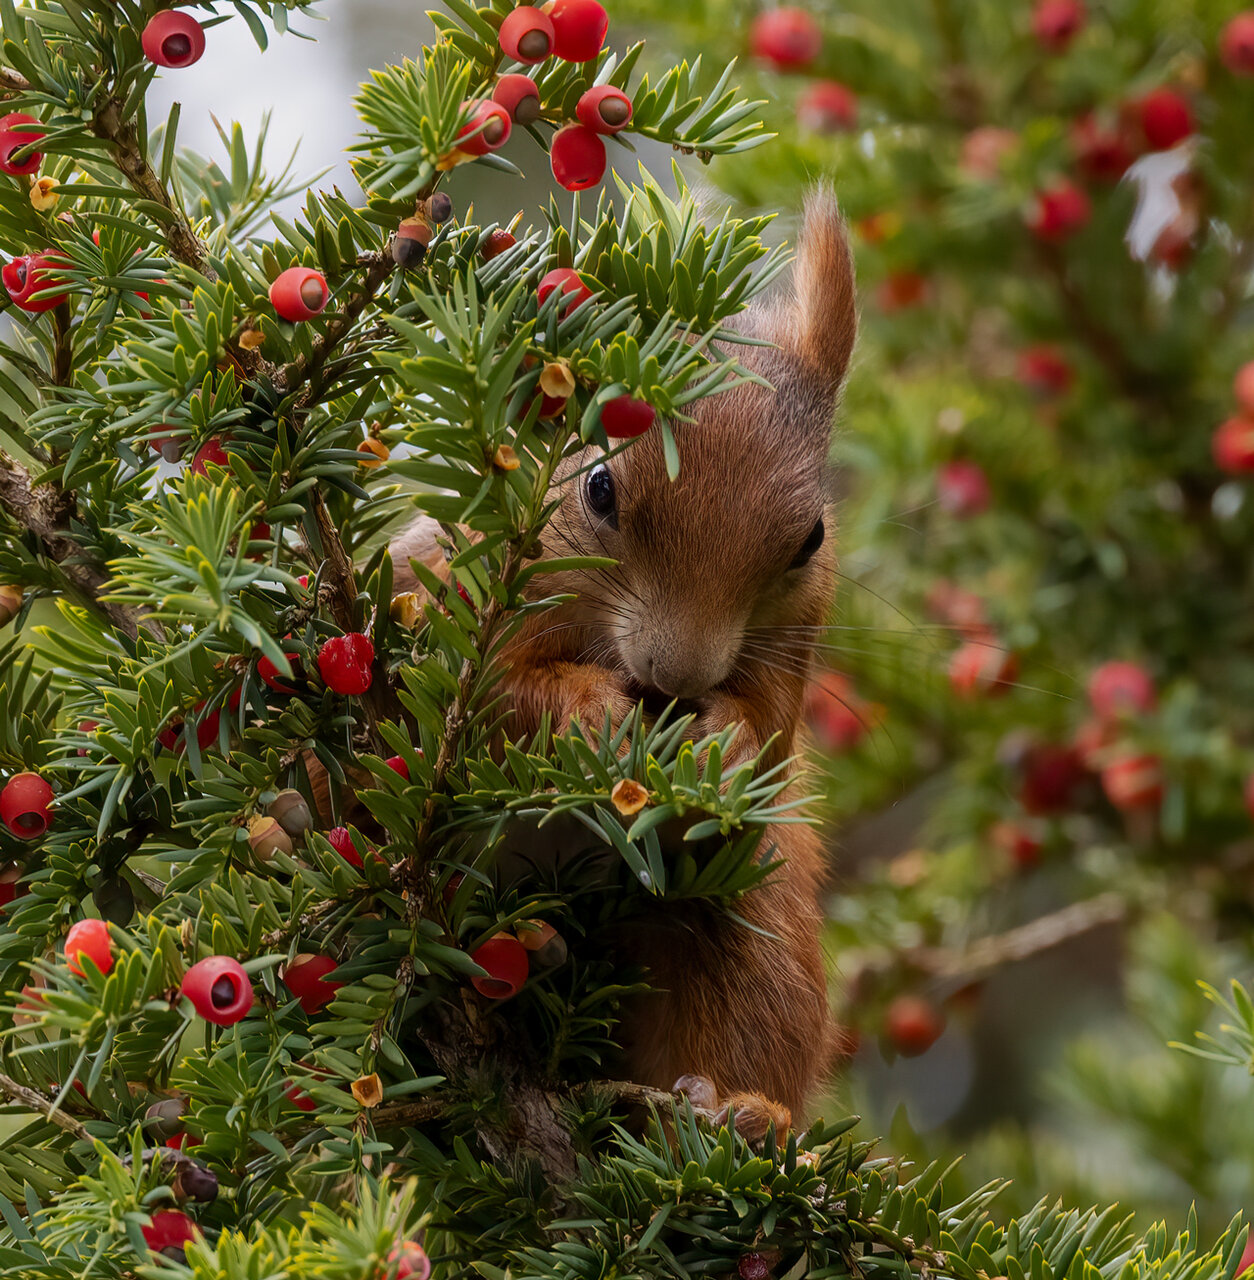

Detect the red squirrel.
xmin=388 ymin=191 xmax=857 ymax=1130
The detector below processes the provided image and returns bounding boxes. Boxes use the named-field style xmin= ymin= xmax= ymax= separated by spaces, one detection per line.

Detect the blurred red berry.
xmin=1136 ymin=88 xmax=1194 ymax=152
xmin=1220 ymin=12 xmax=1254 ymax=75
xmin=925 ymin=580 xmax=990 ymax=639
xmin=141 ymin=1209 xmax=198 ymax=1255
xmin=1031 ymin=0 xmax=1085 ymax=51
xmin=884 ymin=995 xmax=945 ymax=1056
xmin=1233 ymin=363 xmax=1254 ymax=416
xmin=390 ymin=1241 xmax=433 ymax=1280
xmin=991 ymin=819 xmax=1044 ymax=868
xmin=1018 ymin=742 xmax=1086 ymax=814
xmin=1026 ymin=179 xmax=1091 ymax=241
xmin=876 ymin=271 xmax=929 ymax=311
xmin=1071 ymin=113 xmax=1135 ymax=183
xmin=385 ymin=755 xmax=410 ymax=780
xmin=1074 ymin=716 xmax=1118 ymax=771
xmin=749 ymin=8 xmax=822 ymax=69
xmin=949 ymin=640 xmax=1018 ymax=698
xmin=1088 ymin=660 xmax=1156 ymax=721
xmin=807 ymin=671 xmax=874 ymax=752
xmin=796 ymin=81 xmax=857 ymax=133
xmin=959 ymin=126 xmax=1017 ymax=179
xmin=600 ymin=395 xmax=655 ymax=438
xmin=1101 ymin=752 xmax=1164 ymax=811
xmin=1213 ymin=417 xmax=1254 ymax=474
xmin=937 ymin=459 xmax=991 ymax=517
xmin=1016 ymin=344 xmax=1074 ymax=398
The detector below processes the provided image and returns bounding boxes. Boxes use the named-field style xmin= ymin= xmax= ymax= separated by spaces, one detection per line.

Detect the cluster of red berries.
xmin=1212 ymin=361 xmax=1254 ymax=475
xmin=745 ymin=10 xmax=859 ymax=136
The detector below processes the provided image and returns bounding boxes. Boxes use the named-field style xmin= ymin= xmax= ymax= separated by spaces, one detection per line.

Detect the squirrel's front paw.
xmin=687 ymin=694 xmax=761 ymax=767
xmin=561 ymin=669 xmax=635 ymax=746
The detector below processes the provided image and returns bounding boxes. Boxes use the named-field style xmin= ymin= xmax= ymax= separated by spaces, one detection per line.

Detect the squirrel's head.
xmin=546 ymin=192 xmax=858 ymax=702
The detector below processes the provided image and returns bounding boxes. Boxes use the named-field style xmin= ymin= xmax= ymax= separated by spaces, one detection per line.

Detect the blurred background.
xmin=157 ymin=0 xmax=1254 ymax=1246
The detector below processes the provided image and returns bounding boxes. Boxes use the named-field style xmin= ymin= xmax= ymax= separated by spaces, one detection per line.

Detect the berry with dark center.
xmin=884 ymin=995 xmax=945 ymax=1056
xmin=64 ymin=918 xmax=112 ymax=977
xmin=1221 ymin=12 xmax=1254 ymax=75
xmin=148 ymin=424 xmax=186 ymax=463
xmin=392 ymin=216 xmax=432 ymax=270
xmin=550 ymin=123 xmax=606 ymax=191
xmin=470 ymin=933 xmax=529 ymax=999
xmin=1071 ymin=113 xmax=1135 ymax=183
xmin=141 ymin=11 xmax=206 ymax=67
xmin=482 ymin=228 xmax=517 ymax=261
xmin=1 ymin=771 xmax=54 ymax=840
xmin=456 ymin=100 xmax=512 ymax=156
xmin=796 ymin=80 xmax=858 ymax=133
xmin=949 ymin=640 xmax=1018 ymax=698
xmin=601 ymin=395 xmax=655 ymax=438
xmin=0 ymin=112 xmax=44 ymax=175
xmin=547 ymin=0 xmax=609 ymax=62
xmin=1212 ymin=417 xmax=1254 ymax=474
xmin=749 ymin=7 xmax=822 ymax=69
xmin=1016 ymin=344 xmax=1074 ymax=398
xmin=2 ymin=253 xmax=69 ymax=313
xmin=516 ymin=919 xmax=568 ymax=968
xmin=538 ymin=266 xmax=593 ymax=314
xmin=141 ymin=1209 xmax=198 ymax=1260
xmin=0 ymin=863 xmax=24 ymax=910
xmin=1026 ymin=179 xmax=1091 ymax=241
xmin=498 ymin=5 xmax=555 ymax=63
xmin=181 ymin=956 xmax=255 ymax=1025
xmin=1136 ymin=88 xmax=1194 ymax=152
xmin=270 ymin=266 xmax=329 ymax=321
xmin=190 ymin=436 xmax=229 ymax=475
xmin=318 ymin=632 xmax=375 ymax=696
xmin=1088 ymin=660 xmax=1156 ymax=721
xmin=389 ymin=1241 xmax=433 ymax=1280
xmin=327 ymin=826 xmax=365 ymax=869
xmin=576 ymin=85 xmax=632 ymax=134
xmin=283 ymin=953 xmax=342 ymax=1015
xmin=1031 ymin=0 xmax=1085 ymax=52
xmin=1101 ymin=752 xmax=1164 ymax=811
xmin=936 ymin=459 xmax=991 ymax=517
xmin=493 ymin=74 xmax=542 ymax=125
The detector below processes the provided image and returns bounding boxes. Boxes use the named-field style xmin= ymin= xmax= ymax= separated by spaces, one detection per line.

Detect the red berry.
xmin=385 ymin=755 xmax=410 ymax=780
xmin=1088 ymin=660 xmax=1156 ymax=721
xmin=194 ymin=703 xmax=220 ymax=752
xmin=1212 ymin=417 xmax=1254 ymax=474
xmin=2 ymin=253 xmax=69 ymax=313
xmin=576 ymin=85 xmax=633 ymax=134
xmin=550 ymin=123 xmax=606 ymax=191
xmin=470 ymin=934 xmax=529 ymax=999
xmin=283 ymin=953 xmax=342 ymax=1015
xmin=141 ymin=11 xmax=206 ymax=68
xmin=1233 ymin=363 xmax=1254 ymax=416
xmin=1244 ymin=774 xmax=1254 ymax=822
xmin=327 ymin=826 xmax=365 ymax=869
xmin=64 ymin=918 xmax=113 ymax=977
xmin=949 ymin=640 xmax=1018 ymax=698
xmin=0 ymin=112 xmax=44 ymax=176
xmin=884 ymin=995 xmax=945 ymax=1056
xmin=1101 ymin=752 xmax=1163 ymax=811
xmin=1031 ymin=0 xmax=1085 ymax=52
xmin=600 ymin=395 xmax=655 ymax=438
xmin=547 ymin=0 xmax=609 ymax=62
xmin=1074 ymin=716 xmax=1118 ymax=771
xmin=389 ymin=1242 xmax=433 ymax=1280
xmin=1136 ymin=88 xmax=1194 ymax=152
xmin=1018 ymin=742 xmax=1086 ymax=814
xmin=181 ymin=955 xmax=255 ymax=1025
xmin=270 ymin=266 xmax=328 ymax=322
xmin=1221 ymin=12 xmax=1254 ymax=76
xmin=0 ymin=863 xmax=25 ymax=908
xmin=456 ymin=100 xmax=512 ymax=157
xmin=190 ymin=436 xmax=229 ymax=475
xmin=142 ymin=1209 xmax=198 ymax=1256
xmin=482 ymin=228 xmax=517 ymax=261
xmin=538 ymin=266 xmax=593 ymax=314
xmin=1016 ymin=344 xmax=1074 ymax=398
xmin=1071 ymin=113 xmax=1135 ymax=183
xmin=493 ymin=73 xmax=542 ymax=125
xmin=991 ymin=818 xmax=1044 ymax=868
xmin=936 ymin=459 xmax=991 ymax=517
xmin=924 ymin=580 xmax=988 ymax=638
xmin=0 ymin=772 xmax=53 ymax=840
xmin=806 ymin=671 xmax=872 ymax=751
xmin=258 ymin=651 xmax=299 ymax=693
xmin=284 ymin=1077 xmax=318 ymax=1112
xmin=498 ymin=6 xmax=555 ymax=63
xmin=317 ymin=633 xmax=374 ymax=696
xmin=875 ymin=270 xmax=928 ymax=311
xmin=796 ymin=80 xmax=858 ymax=133
xmin=749 ymin=8 xmax=822 ymax=70
xmin=1026 ymin=179 xmax=1091 ymax=241
xmin=959 ymin=126 xmax=1017 ymax=179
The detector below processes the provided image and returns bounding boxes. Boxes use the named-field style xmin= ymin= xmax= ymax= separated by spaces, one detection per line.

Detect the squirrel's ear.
xmin=782 ymin=189 xmax=857 ymax=394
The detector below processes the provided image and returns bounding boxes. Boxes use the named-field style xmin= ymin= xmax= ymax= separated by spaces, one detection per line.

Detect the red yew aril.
xmin=190 ymin=436 xmax=229 ymax=475
xmin=327 ymin=826 xmax=365 ymax=869
xmin=390 ymin=1241 xmax=433 ymax=1280
xmin=493 ymin=73 xmax=542 ymax=125
xmin=991 ymin=819 xmax=1044 ymax=868
xmin=284 ymin=953 xmax=342 ymax=1015
xmin=181 ymin=955 xmax=255 ymax=1025
xmin=1233 ymin=362 xmax=1254 ymax=416
xmin=936 ymin=459 xmax=991 ymax=517
xmin=1137 ymin=88 xmax=1194 ymax=152
xmin=258 ymin=652 xmax=300 ymax=693
xmin=64 ymin=918 xmax=113 ymax=977
xmin=470 ymin=934 xmax=529 ymax=999
xmin=884 ymin=995 xmax=945 ymax=1056
xmin=141 ymin=11 xmax=206 ymax=68
xmin=1 ymin=772 xmax=54 ymax=840
xmin=576 ymin=85 xmax=633 ymax=134
xmin=1074 ymin=716 xmax=1118 ymax=770
xmin=749 ymin=8 xmax=822 ymax=69
xmin=959 ymin=126 xmax=1017 ymax=179
xmin=1101 ymin=752 xmax=1164 ymax=811
xmin=482 ymin=228 xmax=517 ymax=261
xmin=547 ymin=0 xmax=609 ymax=62
xmin=1017 ymin=344 xmax=1074 ymax=398
xmin=1088 ymin=660 xmax=1156 ymax=720
xmin=2 ymin=253 xmax=69 ymax=313
xmin=1018 ymin=742 xmax=1086 ymax=814
xmin=385 ymin=755 xmax=410 ymax=780
xmin=806 ymin=671 xmax=875 ymax=752
xmin=1031 ymin=0 xmax=1085 ymax=52
xmin=875 ymin=271 xmax=928 ymax=311
xmin=1213 ymin=417 xmax=1254 ymax=474
xmin=142 ymin=1209 xmax=199 ymax=1257
xmin=0 ymin=112 xmax=44 ymax=175
xmin=1026 ymin=179 xmax=1091 ymax=241
xmin=270 ymin=266 xmax=328 ymax=321
xmin=949 ymin=640 xmax=1018 ymax=698
xmin=456 ymin=100 xmax=512 ymax=156
xmin=317 ymin=633 xmax=374 ymax=696
xmin=1220 ymin=12 xmax=1254 ymax=75
xmin=497 ymin=6 xmax=555 ymax=63
xmin=538 ymin=266 xmax=593 ymax=314
xmin=1071 ymin=113 xmax=1135 ymax=183
xmin=550 ymin=123 xmax=606 ymax=190
xmin=600 ymin=395 xmax=655 ymax=438
xmin=796 ymin=80 xmax=858 ymax=133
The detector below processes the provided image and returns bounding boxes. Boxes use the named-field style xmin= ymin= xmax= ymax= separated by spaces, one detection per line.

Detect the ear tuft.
xmin=788 ymin=188 xmax=857 ymax=392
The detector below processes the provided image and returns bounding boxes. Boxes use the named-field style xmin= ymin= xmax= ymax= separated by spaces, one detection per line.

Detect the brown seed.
xmin=598 ymin=97 xmax=631 ymax=127
xmin=483 ymin=116 xmax=507 ymax=146
xmin=517 ymin=28 xmax=551 ymax=59
xmin=514 ymin=94 xmax=542 ymax=125
xmin=299 ymin=277 xmax=326 ymax=310
xmin=610 ymin=778 xmax=649 ymax=816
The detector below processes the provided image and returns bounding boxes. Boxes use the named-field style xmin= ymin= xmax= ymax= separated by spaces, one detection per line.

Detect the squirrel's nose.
xmin=645 ymin=652 xmax=724 ymax=701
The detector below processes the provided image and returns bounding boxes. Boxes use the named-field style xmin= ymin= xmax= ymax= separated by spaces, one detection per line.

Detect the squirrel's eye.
xmin=585 ymin=463 xmax=617 ymax=525
xmin=790 ymin=518 xmax=825 ymax=569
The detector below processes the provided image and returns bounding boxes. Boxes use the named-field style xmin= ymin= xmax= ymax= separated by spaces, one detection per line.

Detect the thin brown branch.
xmin=0 ymin=1071 xmax=90 ymax=1139
xmin=0 ymin=455 xmax=143 ymax=639
xmin=369 ymin=1095 xmax=448 ymax=1127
